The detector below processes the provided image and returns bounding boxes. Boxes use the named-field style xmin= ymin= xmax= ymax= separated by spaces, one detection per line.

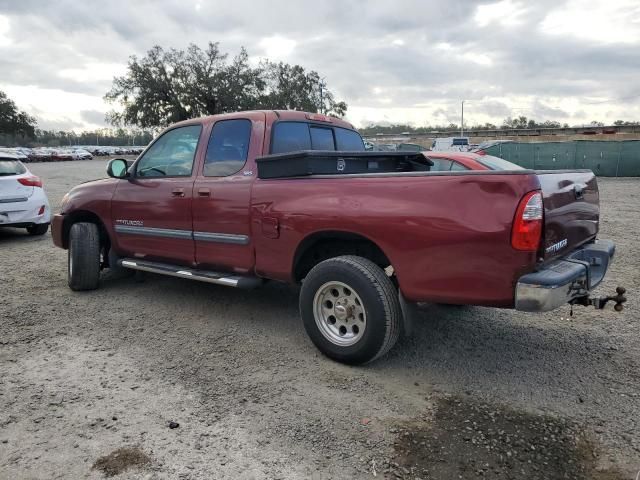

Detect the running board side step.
xmin=118 ymin=258 xmax=263 ymax=289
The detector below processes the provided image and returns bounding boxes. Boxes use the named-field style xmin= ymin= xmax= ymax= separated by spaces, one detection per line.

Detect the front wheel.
xmin=68 ymin=222 xmax=100 ymax=291
xmin=300 ymin=255 xmax=401 ymax=365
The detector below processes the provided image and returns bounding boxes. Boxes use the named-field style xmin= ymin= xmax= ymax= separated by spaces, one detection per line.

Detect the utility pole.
xmin=319 ymin=77 xmax=326 ymax=114
xmin=461 ymin=100 xmax=464 ymax=137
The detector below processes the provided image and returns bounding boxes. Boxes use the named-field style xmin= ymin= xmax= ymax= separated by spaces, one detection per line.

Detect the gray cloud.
xmin=0 ymin=0 xmax=638 ymax=127
xmin=37 ymin=116 xmax=86 ymax=131
xmin=80 ymin=110 xmax=108 ymax=126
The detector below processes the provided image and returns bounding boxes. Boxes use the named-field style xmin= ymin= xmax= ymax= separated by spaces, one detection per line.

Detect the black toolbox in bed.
xmin=256 ymin=150 xmax=433 ymax=179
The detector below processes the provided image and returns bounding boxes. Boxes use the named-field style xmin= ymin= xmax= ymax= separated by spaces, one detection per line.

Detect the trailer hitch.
xmin=571 ymin=286 xmax=627 ymax=312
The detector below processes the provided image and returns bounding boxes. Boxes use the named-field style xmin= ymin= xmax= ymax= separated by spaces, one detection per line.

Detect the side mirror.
xmin=107 ymin=158 xmax=130 ymax=179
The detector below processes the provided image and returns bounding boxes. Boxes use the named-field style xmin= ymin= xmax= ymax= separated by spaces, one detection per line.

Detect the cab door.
xmin=192 ymin=116 xmax=264 ymax=274
xmin=110 ymin=124 xmax=203 ymax=266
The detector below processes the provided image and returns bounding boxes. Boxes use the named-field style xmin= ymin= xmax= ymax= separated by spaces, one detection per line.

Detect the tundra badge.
xmin=545 ymin=238 xmax=568 ymax=253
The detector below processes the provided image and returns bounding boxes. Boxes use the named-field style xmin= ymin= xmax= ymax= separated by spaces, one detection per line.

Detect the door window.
xmin=204 ymin=119 xmax=252 ymax=176
xmin=135 ymin=125 xmax=202 ymax=177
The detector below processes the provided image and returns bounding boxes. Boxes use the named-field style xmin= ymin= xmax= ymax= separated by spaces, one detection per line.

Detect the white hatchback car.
xmin=0 ymin=153 xmax=51 ymax=235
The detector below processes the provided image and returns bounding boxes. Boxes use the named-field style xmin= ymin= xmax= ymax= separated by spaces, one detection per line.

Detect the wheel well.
xmin=62 ymin=211 xmax=110 ymax=253
xmin=293 ymin=232 xmax=391 ymax=282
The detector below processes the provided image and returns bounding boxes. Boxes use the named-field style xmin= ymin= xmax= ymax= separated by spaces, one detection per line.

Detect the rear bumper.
xmin=0 ymin=194 xmax=50 ymax=227
xmin=515 ymin=239 xmax=615 ymax=312
xmin=51 ymin=214 xmax=65 ymax=248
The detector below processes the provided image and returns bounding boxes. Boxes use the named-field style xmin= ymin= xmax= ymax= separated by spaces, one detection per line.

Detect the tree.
xmin=105 ymin=42 xmax=348 ymax=128
xmin=0 ymin=90 xmax=37 ymax=139
xmin=260 ymin=62 xmax=346 ymax=116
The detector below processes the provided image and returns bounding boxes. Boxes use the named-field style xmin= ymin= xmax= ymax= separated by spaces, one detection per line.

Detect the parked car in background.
xmin=396 ymin=143 xmax=423 ymax=152
xmin=431 ymin=136 xmax=470 ymax=152
xmin=51 ymin=150 xmax=74 ymax=162
xmin=376 ymin=143 xmax=398 ymax=151
xmin=425 ymin=151 xmax=524 ymax=171
xmin=0 ymin=148 xmax=29 ymax=162
xmin=70 ymin=148 xmax=93 ymax=160
xmin=364 ymin=142 xmax=427 ymax=153
xmin=14 ymin=147 xmax=33 ymax=158
xmin=0 ymin=153 xmax=50 ymax=235
xmin=29 ymin=148 xmax=54 ymax=162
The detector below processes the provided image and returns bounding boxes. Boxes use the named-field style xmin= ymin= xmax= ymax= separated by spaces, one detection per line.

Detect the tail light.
xmin=38 ymin=205 xmax=46 ymax=215
xmin=18 ymin=176 xmax=43 ymax=188
xmin=512 ymin=191 xmax=543 ymax=251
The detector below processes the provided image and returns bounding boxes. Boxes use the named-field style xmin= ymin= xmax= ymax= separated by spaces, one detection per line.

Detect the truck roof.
xmin=172 ymin=110 xmax=356 ymax=131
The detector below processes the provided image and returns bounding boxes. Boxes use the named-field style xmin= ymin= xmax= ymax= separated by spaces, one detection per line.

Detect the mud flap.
xmin=399 ymin=291 xmax=418 ymax=337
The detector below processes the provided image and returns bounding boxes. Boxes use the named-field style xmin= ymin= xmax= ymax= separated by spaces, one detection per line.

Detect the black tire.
xmin=68 ymin=222 xmax=100 ymax=291
xmin=26 ymin=223 xmax=49 ymax=236
xmin=300 ymin=255 xmax=401 ymax=365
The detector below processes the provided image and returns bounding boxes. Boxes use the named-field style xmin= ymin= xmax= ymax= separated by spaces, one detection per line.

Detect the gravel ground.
xmin=0 ymin=159 xmax=638 ymax=479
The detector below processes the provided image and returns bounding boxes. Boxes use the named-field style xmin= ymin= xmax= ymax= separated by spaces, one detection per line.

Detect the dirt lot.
xmin=1 ymin=159 xmax=639 ymax=479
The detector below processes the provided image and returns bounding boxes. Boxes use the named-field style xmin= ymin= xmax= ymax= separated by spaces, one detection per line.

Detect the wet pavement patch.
xmin=392 ymin=396 xmax=626 ymax=480
xmin=92 ymin=446 xmax=151 ymax=477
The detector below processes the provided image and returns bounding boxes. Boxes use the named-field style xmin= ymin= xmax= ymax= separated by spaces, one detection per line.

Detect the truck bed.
xmin=251 ymin=169 xmax=543 ymax=306
xmin=251 ymin=167 xmax=601 ymax=307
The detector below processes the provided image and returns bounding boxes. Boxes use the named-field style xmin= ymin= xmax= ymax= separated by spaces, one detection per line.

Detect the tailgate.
xmin=537 ymin=170 xmax=599 ymax=261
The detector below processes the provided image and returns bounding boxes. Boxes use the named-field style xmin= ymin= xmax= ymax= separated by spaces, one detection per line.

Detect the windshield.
xmin=476 ymin=155 xmax=524 ymax=171
xmin=0 ymin=159 xmax=27 ymax=176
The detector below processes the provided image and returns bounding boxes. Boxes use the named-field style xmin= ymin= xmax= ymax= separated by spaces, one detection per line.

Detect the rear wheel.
xmin=300 ymin=255 xmax=401 ymax=365
xmin=68 ymin=222 xmax=100 ymax=291
xmin=26 ymin=223 xmax=49 ymax=236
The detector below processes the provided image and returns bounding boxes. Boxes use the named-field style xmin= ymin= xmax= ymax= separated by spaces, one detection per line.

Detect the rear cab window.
xmin=310 ymin=127 xmax=335 ymax=150
xmin=0 ymin=159 xmax=27 ymax=176
xmin=335 ymin=128 xmax=365 ymax=151
xmin=271 ymin=122 xmax=364 ymax=154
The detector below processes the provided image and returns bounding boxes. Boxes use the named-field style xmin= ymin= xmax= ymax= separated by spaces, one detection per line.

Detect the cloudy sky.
xmin=0 ymin=0 xmax=639 ymax=131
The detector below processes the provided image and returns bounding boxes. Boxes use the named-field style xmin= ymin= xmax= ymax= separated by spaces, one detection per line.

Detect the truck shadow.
xmin=96 ymin=272 xmax=638 ymax=426
xmin=374 ymin=302 xmax=639 ymax=417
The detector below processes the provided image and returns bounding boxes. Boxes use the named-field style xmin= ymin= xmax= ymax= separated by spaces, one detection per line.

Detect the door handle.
xmin=171 ymin=188 xmax=185 ymax=198
xmin=197 ymin=188 xmax=211 ymax=197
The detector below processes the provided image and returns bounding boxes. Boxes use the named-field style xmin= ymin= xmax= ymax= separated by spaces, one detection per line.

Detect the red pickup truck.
xmin=52 ymin=110 xmax=622 ymax=364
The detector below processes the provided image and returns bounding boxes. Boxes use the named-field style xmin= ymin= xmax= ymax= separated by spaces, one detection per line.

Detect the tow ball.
xmin=572 ymin=287 xmax=627 ymax=312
